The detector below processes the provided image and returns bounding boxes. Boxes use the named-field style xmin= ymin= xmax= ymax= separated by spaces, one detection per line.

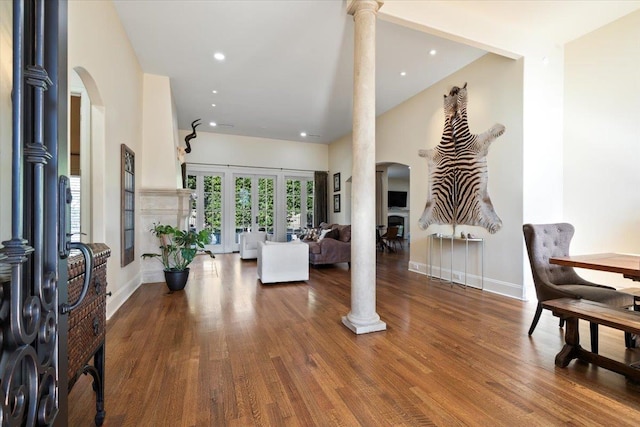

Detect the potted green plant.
xmin=142 ymin=223 xmax=212 ymax=291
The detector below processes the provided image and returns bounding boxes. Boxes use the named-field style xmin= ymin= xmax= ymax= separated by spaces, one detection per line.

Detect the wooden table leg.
xmin=555 ymin=316 xmax=581 ymax=368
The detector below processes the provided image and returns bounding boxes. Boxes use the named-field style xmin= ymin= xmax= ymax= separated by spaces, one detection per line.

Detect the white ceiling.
xmin=113 ymin=1 xmax=486 ymax=144
xmin=113 ymin=1 xmax=640 ymax=145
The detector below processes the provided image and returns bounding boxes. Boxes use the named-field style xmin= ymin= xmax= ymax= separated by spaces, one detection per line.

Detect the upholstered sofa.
xmin=257 ymin=241 xmax=309 ymax=284
xmin=304 ymin=224 xmax=351 ymax=267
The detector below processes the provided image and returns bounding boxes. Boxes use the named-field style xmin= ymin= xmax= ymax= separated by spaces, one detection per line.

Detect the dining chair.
xmin=523 ymin=223 xmax=634 ymax=353
xmin=382 ymin=226 xmax=401 ymax=252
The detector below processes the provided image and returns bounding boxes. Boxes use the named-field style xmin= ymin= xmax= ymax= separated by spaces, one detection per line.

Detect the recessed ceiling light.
xmin=212 ymin=90 xmax=217 ymax=94
xmin=400 ymin=71 xmax=407 ymax=77
xmin=429 ymin=49 xmax=437 ymax=56
xmin=300 ymin=132 xmax=307 ymax=137
xmin=209 ymin=122 xmax=217 ymax=127
xmin=211 ymin=104 xmax=216 ymax=107
xmin=214 ymin=52 xmax=225 ymax=61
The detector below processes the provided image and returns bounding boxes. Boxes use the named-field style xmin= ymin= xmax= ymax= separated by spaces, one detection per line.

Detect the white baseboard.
xmin=106 ymin=272 xmax=142 ymax=320
xmin=407 ymin=261 xmax=524 ymax=300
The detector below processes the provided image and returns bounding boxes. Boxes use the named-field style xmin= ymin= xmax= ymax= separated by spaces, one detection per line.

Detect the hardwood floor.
xmin=69 ymin=250 xmax=640 ymax=426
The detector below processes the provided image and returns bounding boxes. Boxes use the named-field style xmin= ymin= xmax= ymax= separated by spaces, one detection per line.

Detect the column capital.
xmin=347 ymin=0 xmax=383 ymax=16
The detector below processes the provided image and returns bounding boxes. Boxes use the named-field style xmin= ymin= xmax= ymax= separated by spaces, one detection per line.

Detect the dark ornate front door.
xmin=1 ymin=1 xmax=71 ymax=425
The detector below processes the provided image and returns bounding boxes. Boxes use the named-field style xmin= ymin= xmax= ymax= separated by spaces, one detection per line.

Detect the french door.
xmin=188 ymin=173 xmax=276 ymax=252
xmin=187 ymin=168 xmax=314 ymax=250
xmin=233 ymin=175 xmax=275 ymax=249
xmin=187 ymin=174 xmax=224 ymax=252
xmin=285 ymin=177 xmax=314 ymax=241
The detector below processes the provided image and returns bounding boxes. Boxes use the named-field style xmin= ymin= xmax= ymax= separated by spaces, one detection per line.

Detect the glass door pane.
xmin=257 ymin=177 xmax=275 ymax=234
xmin=235 ymin=176 xmax=252 ymax=244
xmin=286 ymin=179 xmax=302 ymax=241
xmin=286 ymin=177 xmax=314 ymax=241
xmin=204 ymin=175 xmax=222 ymax=246
xmin=188 ymin=174 xmax=223 ymax=251
xmin=306 ymin=180 xmax=314 ymax=229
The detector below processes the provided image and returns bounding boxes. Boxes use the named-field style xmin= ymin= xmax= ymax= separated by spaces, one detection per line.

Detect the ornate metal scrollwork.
xmin=0 ymin=0 xmax=65 ymax=424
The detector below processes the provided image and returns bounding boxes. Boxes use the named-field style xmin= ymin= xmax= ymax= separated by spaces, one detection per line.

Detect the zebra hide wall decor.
xmin=418 ymin=83 xmax=505 ymax=234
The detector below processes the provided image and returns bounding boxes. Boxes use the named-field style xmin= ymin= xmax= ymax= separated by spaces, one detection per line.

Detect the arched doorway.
xmin=376 ymin=162 xmax=411 ymax=242
xmin=70 ymin=67 xmax=106 ymax=242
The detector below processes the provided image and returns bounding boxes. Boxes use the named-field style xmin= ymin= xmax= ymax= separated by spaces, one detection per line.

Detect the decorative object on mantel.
xmin=141 ymin=223 xmax=213 ymax=291
xmin=418 ymin=83 xmax=505 ymax=234
xmin=178 ymin=118 xmax=201 ymax=188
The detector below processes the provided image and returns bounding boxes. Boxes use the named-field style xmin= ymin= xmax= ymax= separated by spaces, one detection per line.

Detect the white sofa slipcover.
xmin=257 ymin=241 xmax=309 ymax=284
xmin=239 ymin=231 xmax=267 ymax=260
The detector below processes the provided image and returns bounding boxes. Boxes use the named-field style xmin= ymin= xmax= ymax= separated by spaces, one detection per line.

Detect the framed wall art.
xmin=333 ymin=172 xmax=341 ymax=192
xmin=334 ymin=194 xmax=341 ymax=213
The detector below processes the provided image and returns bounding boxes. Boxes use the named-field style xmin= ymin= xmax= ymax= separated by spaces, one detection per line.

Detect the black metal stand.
xmin=82 ymin=344 xmax=106 ymax=426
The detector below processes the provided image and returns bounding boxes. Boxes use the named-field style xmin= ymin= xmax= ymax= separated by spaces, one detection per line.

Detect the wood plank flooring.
xmin=68 ymin=250 xmax=640 ymax=426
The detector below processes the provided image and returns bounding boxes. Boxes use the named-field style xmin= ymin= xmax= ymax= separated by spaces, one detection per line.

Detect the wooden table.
xmin=550 ymin=252 xmax=640 ymax=348
xmin=550 ymin=252 xmax=640 ymax=281
xmin=542 ymin=298 xmax=640 ymax=382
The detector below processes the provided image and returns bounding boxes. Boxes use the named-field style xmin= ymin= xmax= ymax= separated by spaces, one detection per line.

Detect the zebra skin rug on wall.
xmin=418 ymin=83 xmax=505 ymax=234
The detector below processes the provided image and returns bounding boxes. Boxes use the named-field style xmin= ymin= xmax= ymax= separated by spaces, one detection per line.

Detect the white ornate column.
xmin=342 ymin=0 xmax=386 ymax=334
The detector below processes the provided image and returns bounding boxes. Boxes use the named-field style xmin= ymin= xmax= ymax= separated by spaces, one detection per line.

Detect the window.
xmin=121 ymin=144 xmax=135 ymax=266
xmin=69 ymin=175 xmax=81 ymax=241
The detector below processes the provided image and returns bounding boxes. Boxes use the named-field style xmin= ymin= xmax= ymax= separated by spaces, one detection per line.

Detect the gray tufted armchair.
xmin=523 ymin=223 xmax=633 ymax=352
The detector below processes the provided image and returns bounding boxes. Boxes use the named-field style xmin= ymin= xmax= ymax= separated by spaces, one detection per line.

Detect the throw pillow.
xmin=301 ymin=228 xmax=314 ymax=241
xmin=339 ymin=225 xmax=351 ymax=242
xmin=325 ymin=228 xmax=340 ymax=240
xmin=317 ymin=229 xmax=331 ymax=242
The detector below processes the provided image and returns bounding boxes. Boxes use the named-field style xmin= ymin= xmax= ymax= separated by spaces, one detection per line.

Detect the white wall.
xmin=69 ymin=0 xmax=144 ymax=318
xmin=563 ymin=10 xmax=640 ymax=287
xmin=0 ymin=1 xmax=12 ymax=245
xmin=181 ymin=131 xmax=329 ymax=172
xmin=141 ymin=74 xmax=180 ymax=189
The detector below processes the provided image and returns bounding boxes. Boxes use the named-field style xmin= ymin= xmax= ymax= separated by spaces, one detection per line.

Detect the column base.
xmin=342 ymin=316 xmax=387 ymax=334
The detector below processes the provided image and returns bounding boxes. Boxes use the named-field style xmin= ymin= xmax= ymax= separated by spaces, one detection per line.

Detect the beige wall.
xmin=0 ymin=1 xmax=12 ymax=244
xmin=327 ymin=135 xmax=353 ymax=225
xmin=380 ymin=2 xmax=564 ymax=298
xmin=69 ymin=0 xmax=144 ymax=318
xmin=563 ymin=10 xmax=640 ymax=287
xmin=330 ymin=53 xmax=524 ymax=297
